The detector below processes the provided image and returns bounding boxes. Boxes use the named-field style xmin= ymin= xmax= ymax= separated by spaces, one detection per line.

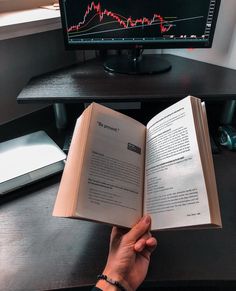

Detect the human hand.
xmin=96 ymin=215 xmax=157 ymax=291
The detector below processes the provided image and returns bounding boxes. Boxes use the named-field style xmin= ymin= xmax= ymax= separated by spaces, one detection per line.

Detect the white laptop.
xmin=0 ymin=131 xmax=66 ymax=195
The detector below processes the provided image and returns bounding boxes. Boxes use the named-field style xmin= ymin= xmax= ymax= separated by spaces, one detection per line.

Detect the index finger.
xmin=125 ymin=215 xmax=151 ymax=242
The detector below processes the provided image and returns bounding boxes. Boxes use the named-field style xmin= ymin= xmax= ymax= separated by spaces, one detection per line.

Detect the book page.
xmin=192 ymin=100 xmax=221 ymax=226
xmin=76 ymin=103 xmax=146 ymax=228
xmin=144 ymin=97 xmax=211 ymax=230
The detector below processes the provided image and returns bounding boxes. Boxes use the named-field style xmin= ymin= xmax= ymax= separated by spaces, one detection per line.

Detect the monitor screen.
xmin=59 ymin=0 xmax=221 ymax=74
xmin=60 ymin=0 xmax=220 ymax=49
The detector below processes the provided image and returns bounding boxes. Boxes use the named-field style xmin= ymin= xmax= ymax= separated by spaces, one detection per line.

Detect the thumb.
xmin=125 ymin=215 xmax=151 ymax=242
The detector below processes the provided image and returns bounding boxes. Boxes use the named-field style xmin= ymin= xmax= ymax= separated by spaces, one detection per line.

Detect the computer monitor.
xmin=59 ymin=0 xmax=221 ymax=74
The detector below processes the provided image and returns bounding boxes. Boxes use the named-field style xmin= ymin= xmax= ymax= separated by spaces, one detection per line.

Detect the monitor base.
xmin=103 ymin=53 xmax=172 ymax=75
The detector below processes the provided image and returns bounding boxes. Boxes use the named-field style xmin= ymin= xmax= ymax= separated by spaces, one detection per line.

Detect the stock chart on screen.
xmin=61 ymin=0 xmax=218 ymax=44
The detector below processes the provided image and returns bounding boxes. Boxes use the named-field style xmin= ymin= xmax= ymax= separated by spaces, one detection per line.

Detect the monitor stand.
xmin=103 ymin=49 xmax=172 ymax=75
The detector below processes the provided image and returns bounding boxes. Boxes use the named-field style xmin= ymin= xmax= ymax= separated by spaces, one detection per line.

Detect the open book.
xmin=53 ymin=96 xmax=222 ymax=230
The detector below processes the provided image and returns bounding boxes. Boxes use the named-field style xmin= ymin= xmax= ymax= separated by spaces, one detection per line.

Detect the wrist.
xmin=96 ymin=278 xmax=119 ymax=291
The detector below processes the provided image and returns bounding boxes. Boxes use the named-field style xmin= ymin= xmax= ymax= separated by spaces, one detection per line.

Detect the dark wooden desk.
xmin=3 ymin=55 xmax=236 ymax=289
xmin=1 ymin=150 xmax=236 ymax=290
xmin=17 ymin=54 xmax=236 ymax=104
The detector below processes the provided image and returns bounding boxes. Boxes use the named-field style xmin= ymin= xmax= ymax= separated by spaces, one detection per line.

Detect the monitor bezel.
xmin=59 ymin=0 xmax=221 ymax=51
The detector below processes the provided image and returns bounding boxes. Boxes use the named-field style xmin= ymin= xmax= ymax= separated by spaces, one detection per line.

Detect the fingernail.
xmin=143 ymin=215 xmax=151 ymax=224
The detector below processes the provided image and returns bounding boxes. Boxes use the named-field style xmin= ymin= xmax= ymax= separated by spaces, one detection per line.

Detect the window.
xmin=0 ymin=0 xmax=56 ymax=12
xmin=0 ymin=0 xmax=60 ymax=40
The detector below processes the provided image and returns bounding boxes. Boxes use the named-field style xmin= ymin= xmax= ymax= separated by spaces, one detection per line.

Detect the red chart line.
xmin=67 ymin=1 xmax=173 ymax=34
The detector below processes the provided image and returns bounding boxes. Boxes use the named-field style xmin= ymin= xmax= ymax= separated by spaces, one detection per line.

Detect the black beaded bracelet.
xmin=97 ymin=274 xmax=127 ymax=291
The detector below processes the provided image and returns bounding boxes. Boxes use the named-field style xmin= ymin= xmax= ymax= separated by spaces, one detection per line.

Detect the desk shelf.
xmin=17 ymin=54 xmax=236 ymax=104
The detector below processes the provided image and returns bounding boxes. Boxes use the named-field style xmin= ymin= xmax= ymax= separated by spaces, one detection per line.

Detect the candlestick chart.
xmin=67 ymin=1 xmax=174 ymax=38
xmin=65 ymin=1 xmax=178 ymax=41
xmin=62 ymin=0 xmax=217 ymax=43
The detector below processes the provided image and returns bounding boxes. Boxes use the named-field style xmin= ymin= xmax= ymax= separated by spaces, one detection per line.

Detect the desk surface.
xmin=1 ymin=150 xmax=236 ymax=290
xmin=17 ymin=54 xmax=236 ymax=104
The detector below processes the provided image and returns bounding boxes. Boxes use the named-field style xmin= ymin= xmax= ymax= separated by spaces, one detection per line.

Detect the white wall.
xmin=164 ymin=0 xmax=236 ymax=69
